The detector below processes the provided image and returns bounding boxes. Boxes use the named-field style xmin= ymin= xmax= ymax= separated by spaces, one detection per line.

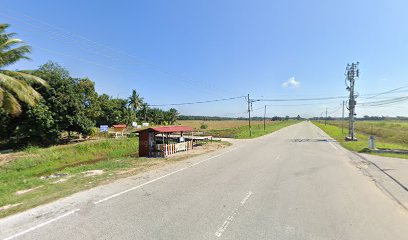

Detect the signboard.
xmin=132 ymin=122 xmax=137 ymax=127
xmin=175 ymin=142 xmax=187 ymax=152
xmin=100 ymin=125 xmax=108 ymax=132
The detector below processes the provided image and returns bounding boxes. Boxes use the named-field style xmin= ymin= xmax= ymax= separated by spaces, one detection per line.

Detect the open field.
xmin=178 ymin=120 xmax=264 ymax=130
xmin=178 ymin=120 xmax=300 ymax=138
xmin=314 ymin=121 xmax=408 ymax=159
xmin=0 ymin=137 xmax=227 ymax=218
xmin=320 ymin=120 xmax=408 ymax=146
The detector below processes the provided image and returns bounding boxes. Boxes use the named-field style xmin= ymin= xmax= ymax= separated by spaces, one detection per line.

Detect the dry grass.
xmin=178 ymin=120 xmax=265 ymax=130
xmin=324 ymin=120 xmax=408 ymax=146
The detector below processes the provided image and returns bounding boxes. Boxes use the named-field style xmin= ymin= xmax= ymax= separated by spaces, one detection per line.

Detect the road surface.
xmin=1 ymin=121 xmax=408 ymax=239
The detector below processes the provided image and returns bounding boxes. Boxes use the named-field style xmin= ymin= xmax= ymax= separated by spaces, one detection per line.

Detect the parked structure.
xmin=138 ymin=126 xmax=194 ymax=157
xmin=112 ymin=124 xmax=127 ymax=138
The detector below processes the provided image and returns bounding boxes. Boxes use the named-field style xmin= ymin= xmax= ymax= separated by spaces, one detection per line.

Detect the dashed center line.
xmin=94 ymin=147 xmax=239 ymax=205
xmin=215 ymin=191 xmax=253 ymax=238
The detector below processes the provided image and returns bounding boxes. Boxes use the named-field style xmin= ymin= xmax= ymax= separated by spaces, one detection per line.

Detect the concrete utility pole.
xmin=247 ymin=94 xmax=252 ymax=137
xmin=263 ymin=105 xmax=267 ymax=131
xmin=345 ymin=62 xmax=359 ymax=141
xmin=342 ymin=100 xmax=345 ymax=134
xmin=325 ymin=108 xmax=328 ymax=125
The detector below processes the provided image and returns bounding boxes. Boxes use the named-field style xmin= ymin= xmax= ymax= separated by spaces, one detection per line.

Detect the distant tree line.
xmin=179 ymin=115 xmax=302 ymax=121
xmin=311 ymin=116 xmax=408 ymax=121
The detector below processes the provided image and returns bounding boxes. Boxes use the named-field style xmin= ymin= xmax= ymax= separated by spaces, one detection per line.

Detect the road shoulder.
xmin=0 ymin=140 xmax=243 ymax=239
xmin=313 ymin=124 xmax=408 ymax=211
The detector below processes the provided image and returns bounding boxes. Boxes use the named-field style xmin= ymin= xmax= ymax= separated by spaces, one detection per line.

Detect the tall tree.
xmin=139 ymin=102 xmax=149 ymax=122
xmin=128 ymin=90 xmax=143 ymax=112
xmin=0 ymin=24 xmax=48 ymax=116
xmin=164 ymin=108 xmax=179 ymax=125
xmin=34 ymin=62 xmax=94 ymax=138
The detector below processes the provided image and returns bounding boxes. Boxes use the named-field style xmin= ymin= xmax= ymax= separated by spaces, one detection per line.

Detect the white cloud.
xmin=282 ymin=77 xmax=300 ymax=88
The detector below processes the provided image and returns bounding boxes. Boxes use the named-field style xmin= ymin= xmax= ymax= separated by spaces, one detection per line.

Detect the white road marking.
xmin=3 ymin=209 xmax=80 ymax=240
xmin=3 ymin=147 xmax=239 ymax=240
xmin=215 ymin=191 xmax=253 ymax=238
xmin=329 ymin=142 xmax=339 ymax=151
xmin=94 ymin=147 xmax=240 ymax=205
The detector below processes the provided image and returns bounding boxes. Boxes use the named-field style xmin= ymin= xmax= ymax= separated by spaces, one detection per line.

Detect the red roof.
xmin=143 ymin=126 xmax=194 ymax=133
xmin=113 ymin=124 xmax=127 ymax=128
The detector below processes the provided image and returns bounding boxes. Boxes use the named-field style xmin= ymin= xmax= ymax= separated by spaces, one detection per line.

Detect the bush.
xmin=200 ymin=122 xmax=208 ymax=129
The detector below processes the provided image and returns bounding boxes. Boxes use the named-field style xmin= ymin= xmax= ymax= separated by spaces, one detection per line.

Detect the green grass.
xmin=0 ymin=137 xmax=229 ymax=218
xmin=206 ymin=120 xmax=300 ymax=139
xmin=0 ymin=138 xmax=140 ymax=218
xmin=313 ymin=121 xmax=408 ymax=160
xmin=322 ymin=120 xmax=408 ymax=146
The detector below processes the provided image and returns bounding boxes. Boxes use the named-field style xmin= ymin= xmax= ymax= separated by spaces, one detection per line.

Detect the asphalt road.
xmin=2 ymin=121 xmax=408 ymax=239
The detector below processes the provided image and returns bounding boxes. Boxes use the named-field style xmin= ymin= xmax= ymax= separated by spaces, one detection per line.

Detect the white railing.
xmin=155 ymin=140 xmax=193 ymax=157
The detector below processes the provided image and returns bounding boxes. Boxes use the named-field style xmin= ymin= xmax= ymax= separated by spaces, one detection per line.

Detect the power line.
xmin=253 ymin=96 xmax=347 ymax=102
xmin=37 ymin=47 xmax=122 ymax=72
xmin=1 ymin=8 xmax=235 ymax=96
xmin=150 ymin=96 xmax=246 ymax=107
xmin=361 ymin=86 xmax=408 ymax=100
xmin=358 ymin=96 xmax=408 ymax=107
xmin=0 ymin=12 xmax=119 ymax=61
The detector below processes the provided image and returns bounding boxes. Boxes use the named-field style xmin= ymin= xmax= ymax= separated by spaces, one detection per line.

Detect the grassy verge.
xmin=0 ymin=138 xmax=226 ymax=218
xmin=206 ymin=120 xmax=300 ymax=139
xmin=313 ymin=122 xmax=408 ymax=159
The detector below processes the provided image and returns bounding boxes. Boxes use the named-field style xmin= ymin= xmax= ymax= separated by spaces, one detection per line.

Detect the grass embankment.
xmin=313 ymin=121 xmax=408 ymax=159
xmin=0 ymin=138 xmax=139 ymax=218
xmin=0 ymin=138 xmax=228 ymax=218
xmin=178 ymin=120 xmax=300 ymax=138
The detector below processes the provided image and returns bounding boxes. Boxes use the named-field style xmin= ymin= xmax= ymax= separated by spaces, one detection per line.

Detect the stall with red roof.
xmin=138 ymin=126 xmax=194 ymax=157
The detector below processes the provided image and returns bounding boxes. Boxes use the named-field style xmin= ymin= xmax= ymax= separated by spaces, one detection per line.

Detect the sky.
xmin=2 ymin=0 xmax=408 ymax=118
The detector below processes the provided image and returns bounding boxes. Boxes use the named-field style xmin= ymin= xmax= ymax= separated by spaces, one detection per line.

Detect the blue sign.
xmin=100 ymin=125 xmax=109 ymax=132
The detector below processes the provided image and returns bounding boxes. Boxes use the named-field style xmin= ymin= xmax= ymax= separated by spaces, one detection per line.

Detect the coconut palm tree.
xmin=0 ymin=24 xmax=48 ymax=116
xmin=127 ymin=89 xmax=143 ymax=112
xmin=139 ymin=102 xmax=149 ymax=122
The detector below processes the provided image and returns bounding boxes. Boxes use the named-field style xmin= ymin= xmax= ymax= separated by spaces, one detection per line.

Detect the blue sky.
xmin=2 ymin=0 xmax=408 ymax=117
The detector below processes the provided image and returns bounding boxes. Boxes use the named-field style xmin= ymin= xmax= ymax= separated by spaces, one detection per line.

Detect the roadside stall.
xmin=112 ymin=124 xmax=127 ymax=138
xmin=138 ymin=126 xmax=194 ymax=157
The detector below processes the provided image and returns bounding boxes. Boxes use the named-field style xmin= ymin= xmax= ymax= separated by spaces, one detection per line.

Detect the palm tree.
xmin=140 ymin=102 xmax=149 ymax=122
xmin=128 ymin=89 xmax=143 ymax=112
xmin=164 ymin=108 xmax=178 ymax=124
xmin=0 ymin=24 xmax=48 ymax=116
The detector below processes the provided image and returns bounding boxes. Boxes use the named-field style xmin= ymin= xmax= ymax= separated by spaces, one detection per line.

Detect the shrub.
xmin=200 ymin=122 xmax=208 ymax=129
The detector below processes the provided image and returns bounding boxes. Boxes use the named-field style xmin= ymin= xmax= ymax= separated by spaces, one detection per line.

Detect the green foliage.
xmin=13 ymin=103 xmax=59 ymax=146
xmin=0 ymin=28 xmax=179 ymax=147
xmin=128 ymin=89 xmax=143 ymax=111
xmin=95 ymin=94 xmax=130 ymax=126
xmin=0 ymin=24 xmax=48 ymax=116
xmin=200 ymin=122 xmax=208 ymax=129
xmin=34 ymin=62 xmax=94 ymax=138
xmin=0 ymin=138 xmax=138 ymax=218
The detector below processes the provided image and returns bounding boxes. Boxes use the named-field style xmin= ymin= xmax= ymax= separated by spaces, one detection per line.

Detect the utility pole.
xmin=263 ymin=105 xmax=267 ymax=131
xmin=325 ymin=107 xmax=328 ymax=125
xmin=247 ymin=94 xmax=252 ymax=137
xmin=342 ymin=100 xmax=345 ymax=134
xmin=345 ymin=62 xmax=359 ymax=141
